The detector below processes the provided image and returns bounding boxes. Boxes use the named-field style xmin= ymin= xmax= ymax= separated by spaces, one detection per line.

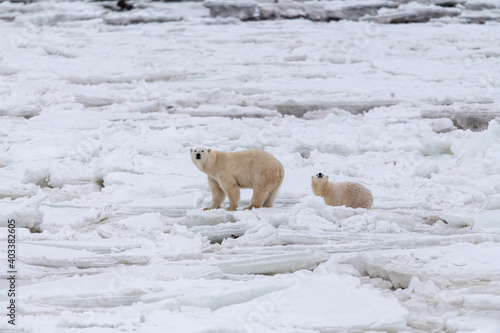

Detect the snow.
xmin=0 ymin=0 xmax=500 ymax=332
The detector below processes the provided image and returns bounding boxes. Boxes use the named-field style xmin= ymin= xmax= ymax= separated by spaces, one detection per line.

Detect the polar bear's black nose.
xmin=317 ymin=173 xmax=323 ymax=178
xmin=196 ymin=153 xmax=201 ymax=159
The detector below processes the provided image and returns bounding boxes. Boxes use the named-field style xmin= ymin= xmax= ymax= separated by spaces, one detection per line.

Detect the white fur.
xmin=191 ymin=148 xmax=284 ymax=211
xmin=311 ymin=173 xmax=373 ymax=209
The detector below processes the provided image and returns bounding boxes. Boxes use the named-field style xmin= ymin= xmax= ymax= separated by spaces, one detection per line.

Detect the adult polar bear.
xmin=191 ymin=148 xmax=284 ymax=211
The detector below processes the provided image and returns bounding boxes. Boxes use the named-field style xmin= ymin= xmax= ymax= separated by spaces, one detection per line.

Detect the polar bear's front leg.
xmin=218 ymin=175 xmax=240 ymax=211
xmin=224 ymin=184 xmax=240 ymax=211
xmin=204 ymin=176 xmax=226 ymax=210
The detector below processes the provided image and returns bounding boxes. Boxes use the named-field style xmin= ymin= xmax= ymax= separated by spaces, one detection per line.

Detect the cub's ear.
xmin=325 ymin=175 xmax=329 ymax=180
xmin=207 ymin=148 xmax=211 ymax=153
xmin=311 ymin=176 xmax=314 ymax=179
xmin=190 ymin=148 xmax=193 ymax=153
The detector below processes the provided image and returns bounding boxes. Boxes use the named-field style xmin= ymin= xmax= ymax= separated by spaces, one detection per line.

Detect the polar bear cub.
xmin=311 ymin=173 xmax=373 ymax=209
xmin=191 ymin=148 xmax=284 ymax=211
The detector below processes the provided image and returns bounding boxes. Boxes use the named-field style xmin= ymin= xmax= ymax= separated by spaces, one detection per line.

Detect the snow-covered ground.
xmin=1 ymin=0 xmax=500 ymax=332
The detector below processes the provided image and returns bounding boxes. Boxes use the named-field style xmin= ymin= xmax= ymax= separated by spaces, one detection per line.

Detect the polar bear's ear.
xmin=190 ymin=149 xmax=193 ymax=153
xmin=207 ymin=148 xmax=211 ymax=153
xmin=325 ymin=175 xmax=329 ymax=180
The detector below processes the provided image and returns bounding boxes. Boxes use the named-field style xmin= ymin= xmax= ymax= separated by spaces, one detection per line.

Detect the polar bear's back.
xmin=331 ymin=182 xmax=373 ymax=209
xmin=221 ymin=150 xmax=284 ymax=189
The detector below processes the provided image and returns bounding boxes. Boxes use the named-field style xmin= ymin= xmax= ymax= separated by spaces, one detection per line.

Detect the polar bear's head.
xmin=190 ymin=148 xmax=212 ymax=170
xmin=311 ymin=173 xmax=329 ymax=196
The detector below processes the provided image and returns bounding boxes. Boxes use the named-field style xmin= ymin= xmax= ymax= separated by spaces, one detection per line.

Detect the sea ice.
xmin=0 ymin=0 xmax=499 ymax=332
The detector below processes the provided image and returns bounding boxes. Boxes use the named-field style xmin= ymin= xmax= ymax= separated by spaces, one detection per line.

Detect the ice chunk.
xmin=190 ymin=220 xmax=253 ymax=243
xmin=221 ymin=221 xmax=279 ymax=247
xmin=216 ymin=251 xmax=329 ymax=275
xmin=364 ymin=3 xmax=461 ymax=23
xmin=472 ymin=211 xmax=500 ymax=233
xmin=184 ymin=209 xmax=237 ymax=227
xmin=104 ymin=12 xmax=183 ymax=25
xmin=346 ymin=242 xmax=500 ymax=289
xmin=204 ymin=1 xmax=258 ymax=20
xmin=215 ymin=273 xmax=408 ymax=331
xmin=0 ymin=192 xmax=44 ymax=230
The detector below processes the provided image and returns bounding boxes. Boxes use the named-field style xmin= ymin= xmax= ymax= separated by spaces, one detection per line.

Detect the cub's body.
xmin=312 ymin=173 xmax=373 ymax=209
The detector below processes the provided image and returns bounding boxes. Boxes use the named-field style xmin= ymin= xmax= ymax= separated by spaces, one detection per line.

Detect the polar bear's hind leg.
xmin=244 ymin=186 xmax=269 ymax=210
xmin=263 ymin=186 xmax=280 ymax=208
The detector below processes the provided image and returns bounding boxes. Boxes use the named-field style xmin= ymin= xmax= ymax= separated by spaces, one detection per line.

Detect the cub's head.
xmin=311 ymin=172 xmax=329 ymax=196
xmin=312 ymin=172 xmax=328 ymax=181
xmin=190 ymin=148 xmax=212 ymax=169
